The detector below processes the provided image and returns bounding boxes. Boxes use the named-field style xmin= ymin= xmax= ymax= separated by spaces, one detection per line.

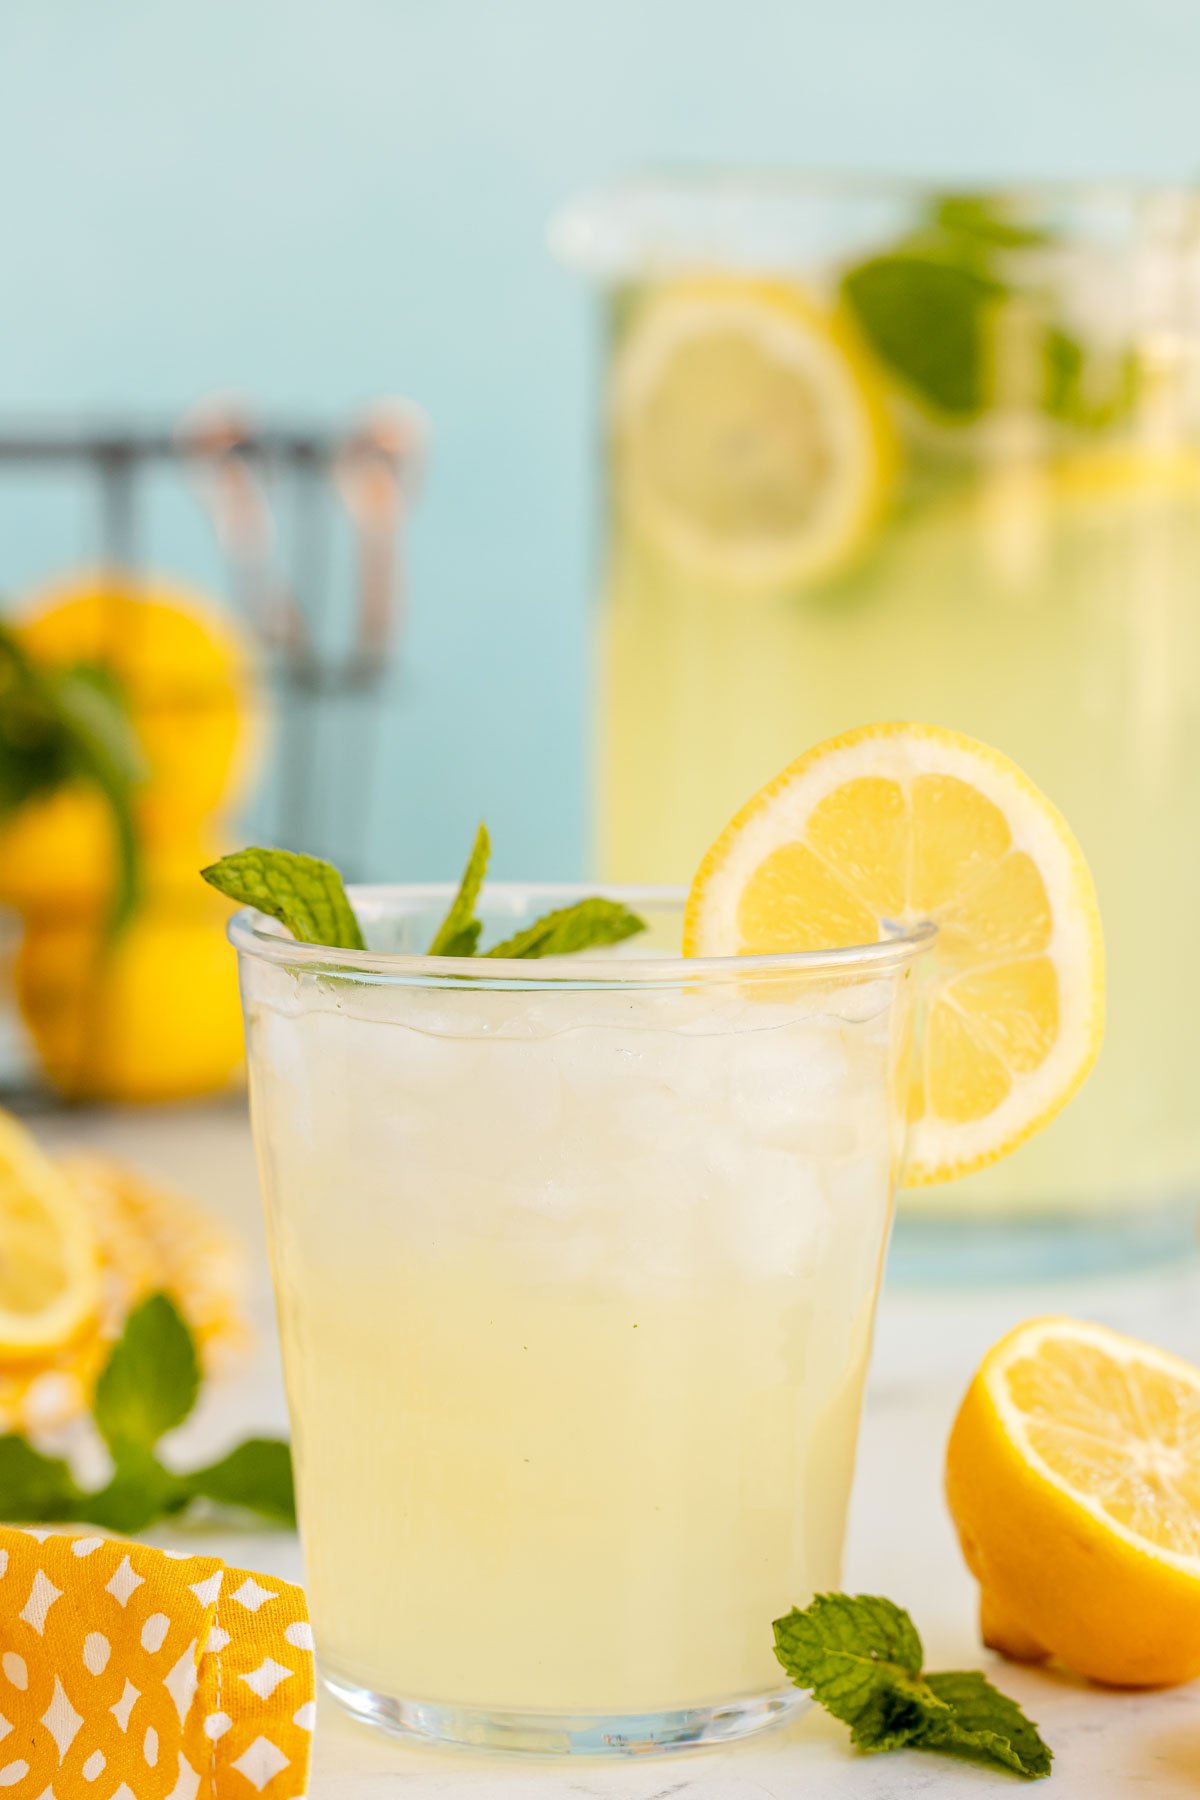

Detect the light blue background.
xmin=2 ymin=0 xmax=1197 ymax=877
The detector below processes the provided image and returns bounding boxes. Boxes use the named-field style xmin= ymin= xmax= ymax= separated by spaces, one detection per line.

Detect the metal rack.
xmin=0 ymin=401 xmax=426 ymax=874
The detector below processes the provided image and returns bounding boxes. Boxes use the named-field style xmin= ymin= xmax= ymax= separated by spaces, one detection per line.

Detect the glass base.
xmin=890 ymin=1192 xmax=1200 ymax=1285
xmin=323 ymin=1667 xmax=805 ymax=1756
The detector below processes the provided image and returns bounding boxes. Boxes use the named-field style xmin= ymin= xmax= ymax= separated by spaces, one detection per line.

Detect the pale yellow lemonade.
xmin=576 ymin=184 xmax=1200 ymax=1227
xmin=243 ymin=924 xmax=912 ymax=1718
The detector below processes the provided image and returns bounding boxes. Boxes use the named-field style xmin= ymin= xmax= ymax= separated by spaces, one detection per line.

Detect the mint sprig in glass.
xmin=202 ymin=829 xmax=646 ymax=957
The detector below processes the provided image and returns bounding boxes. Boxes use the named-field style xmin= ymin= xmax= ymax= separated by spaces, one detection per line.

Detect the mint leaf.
xmin=184 ymin=1438 xmax=296 ymax=1525
xmin=0 ymin=1434 xmax=83 ymax=1522
xmin=86 ymin=1446 xmax=188 ymax=1534
xmin=486 ymin=897 xmax=647 ymax=959
xmin=201 ymin=847 xmax=365 ymax=950
xmin=924 ymin=1671 xmax=1053 ymax=1780
xmin=205 ymin=829 xmax=646 ymax=965
xmin=0 ymin=625 xmax=143 ymax=931
xmin=427 ymin=823 xmax=646 ymax=958
xmin=843 ymin=197 xmax=1138 ymax=432
xmin=93 ymin=1292 xmax=200 ymax=1456
xmin=1043 ymin=329 xmax=1138 ymax=431
xmin=774 ymin=1593 xmax=928 ymax=1750
xmin=842 ymin=255 xmax=999 ymax=418
xmin=774 ymin=1594 xmax=1051 ymax=1778
xmin=0 ymin=1296 xmax=296 ymax=1537
xmin=51 ymin=662 xmax=144 ymax=931
xmin=428 ymin=822 xmax=490 ymax=955
xmin=930 ymin=194 xmax=1049 ymax=252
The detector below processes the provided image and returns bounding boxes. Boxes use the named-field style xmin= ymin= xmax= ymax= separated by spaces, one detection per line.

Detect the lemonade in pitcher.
xmin=556 ymin=177 xmax=1200 ymax=1252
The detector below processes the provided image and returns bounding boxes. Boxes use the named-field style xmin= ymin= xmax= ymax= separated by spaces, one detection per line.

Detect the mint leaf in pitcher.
xmin=840 ymin=192 xmax=1138 ymax=431
xmin=842 ymin=255 xmax=1001 ymax=419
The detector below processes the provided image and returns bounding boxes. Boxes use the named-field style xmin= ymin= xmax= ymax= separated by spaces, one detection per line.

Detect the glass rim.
xmin=227 ymin=882 xmax=936 ymax=987
xmin=551 ymin=167 xmax=1200 ymax=274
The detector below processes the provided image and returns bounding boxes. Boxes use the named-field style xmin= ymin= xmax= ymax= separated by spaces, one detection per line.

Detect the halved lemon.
xmin=0 ymin=1110 xmax=100 ymax=1359
xmin=947 ymin=1317 xmax=1200 ymax=1687
xmin=683 ymin=722 xmax=1104 ymax=1184
xmin=611 ymin=277 xmax=896 ymax=586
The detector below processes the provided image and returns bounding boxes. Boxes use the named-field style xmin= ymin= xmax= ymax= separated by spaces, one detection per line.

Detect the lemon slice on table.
xmin=0 ymin=1110 xmax=100 ymax=1359
xmin=683 ymin=722 xmax=1104 ymax=1185
xmin=611 ymin=277 xmax=896 ymax=586
xmin=947 ymin=1317 xmax=1200 ymax=1687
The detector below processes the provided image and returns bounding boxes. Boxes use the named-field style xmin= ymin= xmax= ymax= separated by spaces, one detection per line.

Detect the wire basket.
xmin=0 ymin=400 xmax=426 ymax=1103
xmin=0 ymin=398 xmax=426 ymax=874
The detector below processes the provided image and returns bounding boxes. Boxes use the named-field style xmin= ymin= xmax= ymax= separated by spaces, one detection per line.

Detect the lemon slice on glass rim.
xmin=0 ymin=1109 xmax=100 ymax=1359
xmin=611 ymin=276 xmax=896 ymax=586
xmin=684 ymin=722 xmax=1105 ymax=1185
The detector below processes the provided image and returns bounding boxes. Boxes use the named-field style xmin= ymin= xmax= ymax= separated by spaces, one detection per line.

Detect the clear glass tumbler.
xmin=554 ymin=175 xmax=1200 ymax=1273
xmin=232 ymin=886 xmax=928 ymax=1754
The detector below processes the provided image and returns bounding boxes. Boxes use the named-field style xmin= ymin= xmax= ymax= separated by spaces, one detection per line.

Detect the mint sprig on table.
xmin=0 ymin=1293 xmax=295 ymax=1533
xmin=774 ymin=1593 xmax=1051 ymax=1780
xmin=202 ymin=829 xmax=646 ymax=958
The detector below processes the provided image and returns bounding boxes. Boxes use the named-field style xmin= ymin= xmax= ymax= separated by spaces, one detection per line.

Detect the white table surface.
xmin=35 ymin=1100 xmax=1200 ymax=1798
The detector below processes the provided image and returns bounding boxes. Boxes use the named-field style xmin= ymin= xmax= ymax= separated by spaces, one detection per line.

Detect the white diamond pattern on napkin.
xmin=239 ymin=1657 xmax=293 ymax=1701
xmin=229 ymin=1576 xmax=276 ymax=1613
xmin=41 ymin=1677 xmax=82 ymax=1759
xmin=104 ymin=1557 xmax=144 ymax=1608
xmin=230 ymin=1736 xmax=289 ymax=1792
xmin=19 ymin=1571 xmax=62 ymax=1634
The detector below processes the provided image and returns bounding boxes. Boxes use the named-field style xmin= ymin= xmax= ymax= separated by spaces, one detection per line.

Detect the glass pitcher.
xmin=555 ymin=175 xmax=1200 ymax=1274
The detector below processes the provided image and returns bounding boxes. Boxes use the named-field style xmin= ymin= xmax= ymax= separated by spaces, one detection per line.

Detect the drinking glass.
xmin=555 ymin=176 xmax=1200 ymax=1273
xmin=232 ymin=886 xmax=928 ymax=1754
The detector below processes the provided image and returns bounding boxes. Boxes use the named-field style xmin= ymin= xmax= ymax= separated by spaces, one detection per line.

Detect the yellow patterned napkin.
xmin=0 ymin=1528 xmax=314 ymax=1797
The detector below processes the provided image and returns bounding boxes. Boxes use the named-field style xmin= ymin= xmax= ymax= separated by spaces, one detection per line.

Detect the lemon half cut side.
xmin=947 ymin=1316 xmax=1200 ymax=1687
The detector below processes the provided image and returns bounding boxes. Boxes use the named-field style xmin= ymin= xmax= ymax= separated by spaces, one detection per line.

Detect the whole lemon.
xmin=0 ymin=784 xmax=119 ymax=914
xmin=19 ymin=572 xmax=259 ymax=836
xmin=16 ymin=837 xmax=244 ymax=1104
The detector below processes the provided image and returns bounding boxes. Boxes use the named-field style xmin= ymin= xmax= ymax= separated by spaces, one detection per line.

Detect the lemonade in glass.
xmin=554 ymin=176 xmax=1200 ymax=1263
xmin=234 ymin=886 xmax=927 ymax=1751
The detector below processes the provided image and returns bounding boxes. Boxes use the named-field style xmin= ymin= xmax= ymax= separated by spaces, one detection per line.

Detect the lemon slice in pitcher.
xmin=684 ymin=722 xmax=1104 ymax=1184
xmin=611 ymin=277 xmax=896 ymax=585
